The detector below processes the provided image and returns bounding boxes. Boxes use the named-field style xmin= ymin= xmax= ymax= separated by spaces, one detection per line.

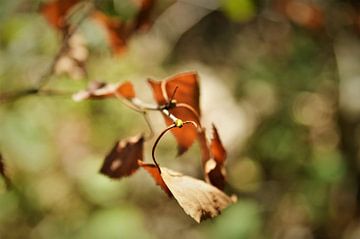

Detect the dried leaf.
xmin=72 ymin=81 xmax=135 ymax=101
xmin=198 ymin=125 xmax=227 ymax=190
xmin=140 ymin=163 xmax=233 ymax=222
xmin=148 ymin=72 xmax=201 ymax=155
xmin=40 ymin=0 xmax=81 ymax=33
xmin=92 ymin=0 xmax=156 ymax=54
xmin=133 ymin=0 xmax=156 ymax=31
xmin=117 ymin=81 xmax=136 ymax=100
xmin=207 ymin=125 xmax=227 ymax=190
xmin=100 ymin=135 xmax=144 ymax=179
xmin=163 ymin=167 xmax=233 ymax=222
xmin=138 ymin=161 xmax=172 ymax=197
xmin=92 ymin=11 xmax=129 ymax=55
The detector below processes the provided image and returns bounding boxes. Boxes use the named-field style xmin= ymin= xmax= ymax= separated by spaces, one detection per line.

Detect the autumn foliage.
xmin=73 ymin=71 xmax=235 ymax=222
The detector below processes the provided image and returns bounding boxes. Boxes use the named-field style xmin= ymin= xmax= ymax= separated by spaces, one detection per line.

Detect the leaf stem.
xmin=151 ymin=121 xmax=199 ymax=173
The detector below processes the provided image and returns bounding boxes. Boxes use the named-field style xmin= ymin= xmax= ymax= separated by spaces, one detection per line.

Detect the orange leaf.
xmin=138 ymin=161 xmax=172 ymax=197
xmin=92 ymin=11 xmax=129 ymax=55
xmin=72 ymin=81 xmax=135 ymax=101
xmin=140 ymin=163 xmax=234 ymax=222
xmin=92 ymin=0 xmax=156 ymax=55
xmin=100 ymin=135 xmax=144 ymax=178
xmin=148 ymin=72 xmax=201 ymax=155
xmin=116 ymin=81 xmax=136 ymax=100
xmin=133 ymin=0 xmax=156 ymax=31
xmin=198 ymin=125 xmax=227 ymax=190
xmin=40 ymin=0 xmax=81 ymax=32
xmin=160 ymin=167 xmax=233 ymax=223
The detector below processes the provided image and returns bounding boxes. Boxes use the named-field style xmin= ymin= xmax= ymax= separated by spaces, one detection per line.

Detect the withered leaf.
xmin=162 ymin=167 xmax=233 ymax=222
xmin=198 ymin=125 xmax=227 ymax=190
xmin=148 ymin=72 xmax=201 ymax=155
xmin=92 ymin=0 xmax=156 ymax=55
xmin=72 ymin=81 xmax=135 ymax=101
xmin=92 ymin=11 xmax=129 ymax=55
xmin=133 ymin=0 xmax=156 ymax=31
xmin=100 ymin=135 xmax=144 ymax=179
xmin=40 ymin=0 xmax=81 ymax=33
xmin=140 ymin=163 xmax=233 ymax=222
xmin=138 ymin=161 xmax=172 ymax=197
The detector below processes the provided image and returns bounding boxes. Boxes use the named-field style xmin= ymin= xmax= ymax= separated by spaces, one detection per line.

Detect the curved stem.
xmin=152 ymin=124 xmax=177 ymax=173
xmin=151 ymin=120 xmax=199 ymax=173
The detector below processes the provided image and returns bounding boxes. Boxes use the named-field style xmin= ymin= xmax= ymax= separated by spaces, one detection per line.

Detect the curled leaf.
xmin=72 ymin=81 xmax=135 ymax=101
xmin=138 ymin=161 xmax=172 ymax=197
xmin=141 ymin=164 xmax=234 ymax=222
xmin=100 ymin=135 xmax=144 ymax=179
xmin=198 ymin=125 xmax=227 ymax=190
xmin=148 ymin=72 xmax=201 ymax=155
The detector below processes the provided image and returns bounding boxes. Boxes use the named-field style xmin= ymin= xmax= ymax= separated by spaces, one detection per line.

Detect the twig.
xmin=151 ymin=121 xmax=198 ymax=173
xmin=0 ymin=2 xmax=94 ymax=104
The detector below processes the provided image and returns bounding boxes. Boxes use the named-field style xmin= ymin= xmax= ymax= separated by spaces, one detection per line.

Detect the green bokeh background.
xmin=1 ymin=0 xmax=360 ymax=238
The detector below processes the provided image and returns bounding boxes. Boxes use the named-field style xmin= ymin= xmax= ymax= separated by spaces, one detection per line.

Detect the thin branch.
xmin=152 ymin=124 xmax=177 ymax=172
xmin=151 ymin=121 xmax=199 ymax=173
xmin=142 ymin=111 xmax=154 ymax=140
xmin=37 ymin=2 xmax=95 ymax=89
xmin=0 ymin=2 xmax=94 ymax=104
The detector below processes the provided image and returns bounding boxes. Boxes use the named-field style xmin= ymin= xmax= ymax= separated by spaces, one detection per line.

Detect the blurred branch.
xmin=0 ymin=2 xmax=94 ymax=104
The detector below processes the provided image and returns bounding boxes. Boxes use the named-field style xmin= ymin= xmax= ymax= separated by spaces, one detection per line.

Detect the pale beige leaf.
xmin=160 ymin=167 xmax=234 ymax=223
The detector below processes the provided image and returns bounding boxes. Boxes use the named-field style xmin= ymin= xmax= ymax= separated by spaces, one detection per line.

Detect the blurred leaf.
xmin=72 ymin=81 xmax=135 ymax=101
xmin=40 ymin=0 xmax=81 ymax=33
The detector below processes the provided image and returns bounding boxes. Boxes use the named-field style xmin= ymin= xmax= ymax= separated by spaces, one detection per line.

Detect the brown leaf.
xmin=100 ymin=135 xmax=144 ymax=179
xmin=92 ymin=11 xmax=129 ymax=55
xmin=40 ymin=0 xmax=81 ymax=33
xmin=133 ymin=0 xmax=156 ymax=31
xmin=92 ymin=0 xmax=156 ymax=55
xmin=72 ymin=81 xmax=135 ymax=101
xmin=198 ymin=125 xmax=227 ymax=190
xmin=138 ymin=161 xmax=172 ymax=197
xmin=160 ymin=167 xmax=233 ymax=223
xmin=140 ymin=163 xmax=233 ymax=222
xmin=207 ymin=125 xmax=227 ymax=190
xmin=148 ymin=72 xmax=201 ymax=155
xmin=117 ymin=81 xmax=136 ymax=100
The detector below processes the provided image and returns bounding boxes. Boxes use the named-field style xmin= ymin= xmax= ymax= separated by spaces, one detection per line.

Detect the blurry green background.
xmin=1 ymin=0 xmax=360 ymax=238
